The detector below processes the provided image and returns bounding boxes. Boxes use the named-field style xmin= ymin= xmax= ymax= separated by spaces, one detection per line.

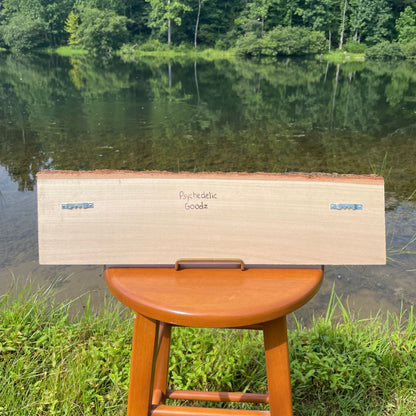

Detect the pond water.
xmin=0 ymin=53 xmax=415 ymax=321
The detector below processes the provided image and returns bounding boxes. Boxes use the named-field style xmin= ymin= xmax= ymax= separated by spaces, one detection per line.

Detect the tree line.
xmin=0 ymin=0 xmax=416 ymax=57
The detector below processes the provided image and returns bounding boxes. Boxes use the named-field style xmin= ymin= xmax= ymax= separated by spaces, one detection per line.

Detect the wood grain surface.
xmin=37 ymin=170 xmax=386 ymax=265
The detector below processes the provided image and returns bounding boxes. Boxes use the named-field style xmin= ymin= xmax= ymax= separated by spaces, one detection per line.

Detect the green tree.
xmin=1 ymin=0 xmax=74 ymax=47
xmin=76 ymin=7 xmax=129 ymax=55
xmin=302 ymin=0 xmax=333 ymax=31
xmin=248 ymin=0 xmax=276 ymax=35
xmin=349 ymin=0 xmax=366 ymax=42
xmin=176 ymin=0 xmax=244 ymax=47
xmin=283 ymin=0 xmax=303 ymax=26
xmin=65 ymin=10 xmax=80 ymax=45
xmin=234 ymin=0 xmax=283 ymax=38
xmin=0 ymin=14 xmax=47 ymax=51
xmin=146 ymin=0 xmax=191 ymax=44
xmin=395 ymin=6 xmax=416 ymax=43
xmin=362 ymin=0 xmax=393 ymax=44
xmin=302 ymin=0 xmax=337 ymax=50
xmin=76 ymin=0 xmax=126 ymax=14
xmin=41 ymin=0 xmax=75 ymax=45
xmin=341 ymin=0 xmax=393 ymax=46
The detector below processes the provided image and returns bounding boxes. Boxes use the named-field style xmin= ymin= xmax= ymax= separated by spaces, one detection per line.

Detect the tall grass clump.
xmin=1 ymin=285 xmax=415 ymax=415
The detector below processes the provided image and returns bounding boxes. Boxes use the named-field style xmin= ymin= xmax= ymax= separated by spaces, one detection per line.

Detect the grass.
xmin=0 ymin=287 xmax=132 ymax=415
xmin=54 ymin=46 xmax=88 ymax=57
xmin=408 ymin=189 xmax=416 ymax=201
xmin=321 ymin=50 xmax=366 ymax=63
xmin=370 ymin=152 xmax=392 ymax=180
xmin=1 ymin=285 xmax=415 ymax=415
xmin=119 ymin=42 xmax=236 ymax=62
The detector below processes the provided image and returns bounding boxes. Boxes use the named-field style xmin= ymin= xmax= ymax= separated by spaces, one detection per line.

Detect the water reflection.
xmin=0 ymin=53 xmax=415 ymax=319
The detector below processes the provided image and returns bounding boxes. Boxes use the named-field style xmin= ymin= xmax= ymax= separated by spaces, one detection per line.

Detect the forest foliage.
xmin=1 ymin=0 xmax=416 ymax=58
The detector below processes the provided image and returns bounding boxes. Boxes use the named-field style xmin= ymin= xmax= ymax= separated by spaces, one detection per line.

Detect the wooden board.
xmin=37 ymin=171 xmax=386 ymax=266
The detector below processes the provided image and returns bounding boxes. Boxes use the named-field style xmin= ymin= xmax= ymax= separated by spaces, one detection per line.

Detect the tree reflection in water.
xmin=0 ymin=53 xmax=416 ymax=316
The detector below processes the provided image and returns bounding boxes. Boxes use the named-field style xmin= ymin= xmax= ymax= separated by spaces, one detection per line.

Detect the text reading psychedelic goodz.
xmin=179 ymin=191 xmax=218 ymax=210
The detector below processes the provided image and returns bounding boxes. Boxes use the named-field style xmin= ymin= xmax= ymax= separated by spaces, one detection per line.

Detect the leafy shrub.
xmin=365 ymin=41 xmax=404 ymax=60
xmin=77 ymin=7 xmax=129 ymax=55
xmin=215 ymin=39 xmax=227 ymax=50
xmin=262 ymin=26 xmax=327 ymax=57
xmin=0 ymin=15 xmax=48 ymax=52
xmin=169 ymin=42 xmax=187 ymax=52
xmin=401 ymin=40 xmax=416 ymax=59
xmin=344 ymin=41 xmax=367 ymax=54
xmin=236 ymin=27 xmax=326 ymax=58
xmin=235 ymin=32 xmax=263 ymax=58
xmin=139 ymin=38 xmax=171 ymax=51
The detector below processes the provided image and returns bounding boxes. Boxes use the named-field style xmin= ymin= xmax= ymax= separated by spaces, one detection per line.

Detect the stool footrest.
xmin=166 ymin=390 xmax=269 ymax=404
xmin=151 ymin=405 xmax=270 ymax=416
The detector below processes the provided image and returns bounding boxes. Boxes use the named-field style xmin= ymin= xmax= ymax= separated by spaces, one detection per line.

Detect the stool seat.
xmin=105 ymin=267 xmax=323 ymax=328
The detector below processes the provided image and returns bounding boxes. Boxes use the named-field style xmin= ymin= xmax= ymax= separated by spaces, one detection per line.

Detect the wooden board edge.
xmin=37 ymin=170 xmax=384 ymax=185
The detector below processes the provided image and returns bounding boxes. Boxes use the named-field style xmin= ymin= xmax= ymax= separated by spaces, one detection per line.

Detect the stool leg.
xmin=127 ymin=314 xmax=159 ymax=416
xmin=152 ymin=322 xmax=172 ymax=404
xmin=263 ymin=316 xmax=293 ymax=416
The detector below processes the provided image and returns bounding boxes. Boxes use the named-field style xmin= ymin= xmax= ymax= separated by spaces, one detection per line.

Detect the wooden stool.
xmin=37 ymin=170 xmax=385 ymax=416
xmin=105 ymin=265 xmax=324 ymax=416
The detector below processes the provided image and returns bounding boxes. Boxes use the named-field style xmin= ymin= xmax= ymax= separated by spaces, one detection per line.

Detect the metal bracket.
xmin=175 ymin=259 xmax=245 ymax=271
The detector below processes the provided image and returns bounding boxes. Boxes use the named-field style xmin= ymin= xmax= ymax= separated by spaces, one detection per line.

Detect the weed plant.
xmin=1 ymin=286 xmax=415 ymax=415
